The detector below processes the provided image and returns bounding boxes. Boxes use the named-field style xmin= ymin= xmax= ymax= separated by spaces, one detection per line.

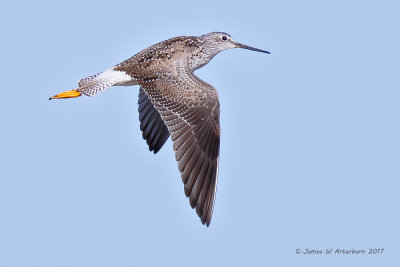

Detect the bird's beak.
xmin=234 ymin=42 xmax=270 ymax=54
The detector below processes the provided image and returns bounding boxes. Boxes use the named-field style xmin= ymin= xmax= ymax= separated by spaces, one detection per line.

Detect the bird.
xmin=50 ymin=32 xmax=270 ymax=226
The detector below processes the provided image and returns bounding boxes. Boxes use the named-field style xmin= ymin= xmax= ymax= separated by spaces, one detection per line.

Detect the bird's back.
xmin=114 ymin=36 xmax=204 ymax=79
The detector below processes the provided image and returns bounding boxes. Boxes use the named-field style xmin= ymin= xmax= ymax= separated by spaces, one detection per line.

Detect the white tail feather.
xmin=78 ymin=73 xmax=100 ymax=87
xmin=77 ymin=68 xmax=136 ymax=97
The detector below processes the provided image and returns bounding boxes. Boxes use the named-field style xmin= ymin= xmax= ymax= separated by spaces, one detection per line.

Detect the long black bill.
xmin=235 ymin=42 xmax=270 ymax=54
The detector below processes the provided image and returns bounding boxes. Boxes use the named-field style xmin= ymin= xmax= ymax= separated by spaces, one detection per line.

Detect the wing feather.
xmin=119 ymin=52 xmax=220 ymax=226
xmin=139 ymin=70 xmax=220 ymax=226
xmin=137 ymin=88 xmax=170 ymax=154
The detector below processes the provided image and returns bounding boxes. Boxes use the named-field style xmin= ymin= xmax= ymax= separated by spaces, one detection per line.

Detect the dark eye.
xmin=222 ymin=36 xmax=227 ymax=41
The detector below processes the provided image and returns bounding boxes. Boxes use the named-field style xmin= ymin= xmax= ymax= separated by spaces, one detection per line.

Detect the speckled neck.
xmin=189 ymin=38 xmax=223 ymax=71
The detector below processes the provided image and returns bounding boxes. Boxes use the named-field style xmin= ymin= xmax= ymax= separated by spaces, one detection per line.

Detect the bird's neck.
xmin=189 ymin=43 xmax=221 ymax=71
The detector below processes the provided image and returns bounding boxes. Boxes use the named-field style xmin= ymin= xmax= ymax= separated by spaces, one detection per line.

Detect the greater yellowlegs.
xmin=50 ymin=32 xmax=270 ymax=226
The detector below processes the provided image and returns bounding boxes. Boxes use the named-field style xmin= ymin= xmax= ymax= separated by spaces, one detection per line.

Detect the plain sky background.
xmin=1 ymin=0 xmax=399 ymax=266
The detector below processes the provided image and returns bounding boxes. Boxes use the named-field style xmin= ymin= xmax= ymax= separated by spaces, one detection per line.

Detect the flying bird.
xmin=50 ymin=32 xmax=270 ymax=226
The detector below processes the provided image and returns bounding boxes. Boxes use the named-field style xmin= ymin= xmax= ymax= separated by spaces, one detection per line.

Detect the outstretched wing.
xmin=138 ymin=87 xmax=170 ymax=153
xmin=139 ymin=71 xmax=220 ymax=226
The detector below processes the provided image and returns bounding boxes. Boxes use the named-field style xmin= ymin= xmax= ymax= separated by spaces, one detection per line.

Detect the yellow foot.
xmin=49 ymin=89 xmax=81 ymax=100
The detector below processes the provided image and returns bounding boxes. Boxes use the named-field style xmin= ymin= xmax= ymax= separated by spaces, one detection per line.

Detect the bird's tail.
xmin=49 ymin=68 xmax=134 ymax=100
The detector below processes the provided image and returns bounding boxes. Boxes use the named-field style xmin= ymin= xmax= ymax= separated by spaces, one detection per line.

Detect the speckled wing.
xmin=137 ymin=72 xmax=220 ymax=226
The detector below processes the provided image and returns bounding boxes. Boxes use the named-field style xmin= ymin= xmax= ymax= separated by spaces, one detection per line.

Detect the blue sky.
xmin=1 ymin=0 xmax=399 ymax=266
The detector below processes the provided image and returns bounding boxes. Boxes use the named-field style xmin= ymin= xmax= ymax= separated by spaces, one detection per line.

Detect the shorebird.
xmin=50 ymin=32 xmax=270 ymax=226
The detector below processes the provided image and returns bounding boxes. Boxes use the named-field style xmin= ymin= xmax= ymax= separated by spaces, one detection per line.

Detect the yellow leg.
xmin=49 ymin=89 xmax=81 ymax=100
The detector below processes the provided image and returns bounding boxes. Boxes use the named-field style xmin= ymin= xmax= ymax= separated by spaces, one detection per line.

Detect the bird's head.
xmin=201 ymin=32 xmax=270 ymax=54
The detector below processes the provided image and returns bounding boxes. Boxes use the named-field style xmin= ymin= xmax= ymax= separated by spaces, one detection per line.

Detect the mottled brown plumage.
xmin=50 ymin=32 xmax=270 ymax=226
xmin=114 ymin=35 xmax=222 ymax=225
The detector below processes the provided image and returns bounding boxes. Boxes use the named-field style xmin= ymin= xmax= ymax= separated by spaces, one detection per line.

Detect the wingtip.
xmin=200 ymin=213 xmax=211 ymax=227
xmin=202 ymin=217 xmax=211 ymax=227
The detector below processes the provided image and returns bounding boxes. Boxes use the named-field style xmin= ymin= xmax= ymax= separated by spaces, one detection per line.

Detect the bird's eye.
xmin=221 ymin=36 xmax=227 ymax=41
